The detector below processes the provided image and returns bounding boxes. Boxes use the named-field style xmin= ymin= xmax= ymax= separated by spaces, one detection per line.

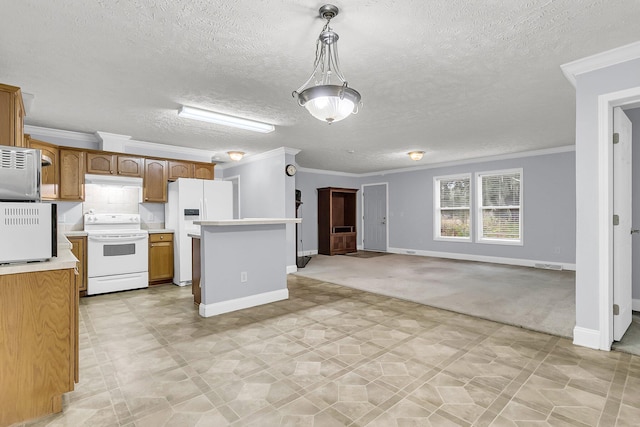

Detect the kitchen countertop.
xmin=0 ymin=233 xmax=78 ymax=276
xmin=194 ymin=218 xmax=301 ymax=226
xmin=147 ymin=229 xmax=174 ymax=234
xmin=65 ymin=230 xmax=88 ymax=237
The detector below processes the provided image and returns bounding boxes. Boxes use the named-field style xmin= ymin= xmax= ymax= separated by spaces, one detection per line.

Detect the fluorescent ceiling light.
xmin=178 ymin=106 xmax=275 ymax=133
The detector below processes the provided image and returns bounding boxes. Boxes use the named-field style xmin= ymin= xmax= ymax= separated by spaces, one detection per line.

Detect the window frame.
xmin=433 ymin=173 xmax=472 ymax=242
xmin=475 ymin=168 xmax=523 ymax=246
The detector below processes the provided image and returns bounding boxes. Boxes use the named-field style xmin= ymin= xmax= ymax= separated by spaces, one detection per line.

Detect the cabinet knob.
xmin=110 ymin=170 xmax=114 ymax=174
xmin=160 ymin=235 xmax=164 ymax=239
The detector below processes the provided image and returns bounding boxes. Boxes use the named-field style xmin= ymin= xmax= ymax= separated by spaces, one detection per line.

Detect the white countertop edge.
xmin=194 ymin=218 xmax=301 ymax=226
xmin=0 ymin=250 xmax=78 ymax=276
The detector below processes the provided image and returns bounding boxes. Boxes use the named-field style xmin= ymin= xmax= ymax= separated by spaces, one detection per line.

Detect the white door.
xmin=613 ymin=107 xmax=633 ymax=341
xmin=363 ymin=184 xmax=387 ymax=252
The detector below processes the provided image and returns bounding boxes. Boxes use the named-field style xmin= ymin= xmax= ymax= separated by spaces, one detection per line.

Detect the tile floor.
xmin=17 ymin=275 xmax=640 ymax=426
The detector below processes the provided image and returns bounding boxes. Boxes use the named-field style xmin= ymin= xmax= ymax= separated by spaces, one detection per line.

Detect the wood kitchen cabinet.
xmin=168 ymin=160 xmax=193 ymax=180
xmin=317 ymin=187 xmax=358 ymax=255
xmin=68 ymin=236 xmax=87 ymax=294
xmin=193 ymin=162 xmax=215 ymax=180
xmin=59 ymin=149 xmax=85 ymax=201
xmin=86 ymin=152 xmax=143 ymax=177
xmin=0 ymin=83 xmax=25 ymax=147
xmin=26 ymin=137 xmax=60 ymax=200
xmin=143 ymin=158 xmax=167 ymax=202
xmin=149 ymin=232 xmax=173 ymax=285
xmin=0 ymin=267 xmax=78 ymax=426
xmin=192 ymin=237 xmax=201 ymax=306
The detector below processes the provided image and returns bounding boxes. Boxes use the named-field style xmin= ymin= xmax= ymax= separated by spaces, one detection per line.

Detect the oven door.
xmin=87 ymin=232 xmax=149 ymax=278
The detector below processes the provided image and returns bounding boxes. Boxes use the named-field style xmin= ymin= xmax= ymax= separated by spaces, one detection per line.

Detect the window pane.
xmin=482 ymin=208 xmax=520 ymax=239
xmin=441 ymin=209 xmax=470 ymax=237
xmin=481 ymin=173 xmax=520 ymax=207
xmin=440 ymin=178 xmax=470 ymax=208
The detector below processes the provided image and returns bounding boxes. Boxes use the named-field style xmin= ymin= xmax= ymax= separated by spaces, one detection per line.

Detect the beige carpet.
xmin=295 ymin=253 xmax=576 ymax=338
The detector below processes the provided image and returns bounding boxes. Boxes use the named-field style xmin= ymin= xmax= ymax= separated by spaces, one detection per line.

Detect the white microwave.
xmin=0 ymin=145 xmax=42 ymax=202
xmin=0 ymin=202 xmax=57 ymax=264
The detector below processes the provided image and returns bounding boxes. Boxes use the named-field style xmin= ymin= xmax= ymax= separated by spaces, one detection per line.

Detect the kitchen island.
xmin=192 ymin=218 xmax=301 ymax=317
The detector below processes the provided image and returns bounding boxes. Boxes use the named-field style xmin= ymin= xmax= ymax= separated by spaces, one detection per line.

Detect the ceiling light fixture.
xmin=408 ymin=151 xmax=425 ymax=161
xmin=178 ymin=106 xmax=275 ymax=133
xmin=227 ymin=151 xmax=245 ymax=161
xmin=292 ymin=4 xmax=362 ymax=124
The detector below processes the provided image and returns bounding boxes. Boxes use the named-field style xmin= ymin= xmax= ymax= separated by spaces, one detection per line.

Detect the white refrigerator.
xmin=165 ymin=178 xmax=233 ymax=286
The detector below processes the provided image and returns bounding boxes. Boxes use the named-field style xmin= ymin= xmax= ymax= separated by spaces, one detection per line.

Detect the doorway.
xmin=224 ymin=175 xmax=241 ymax=219
xmin=596 ymin=89 xmax=640 ymax=350
xmin=362 ymin=183 xmax=388 ymax=252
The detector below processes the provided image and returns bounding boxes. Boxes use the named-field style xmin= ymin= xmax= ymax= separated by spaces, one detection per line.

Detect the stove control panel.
xmin=84 ymin=213 xmax=142 ymax=231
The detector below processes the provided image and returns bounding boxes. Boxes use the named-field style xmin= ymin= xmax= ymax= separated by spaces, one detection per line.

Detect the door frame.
xmin=223 ymin=175 xmax=241 ymax=219
xmin=597 ymin=87 xmax=640 ymax=350
xmin=361 ymin=182 xmax=389 ymax=252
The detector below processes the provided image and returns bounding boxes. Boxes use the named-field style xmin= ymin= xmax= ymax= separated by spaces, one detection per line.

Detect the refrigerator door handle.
xmin=199 ymin=199 xmax=204 ymax=220
xmin=203 ymin=198 xmax=208 ymax=219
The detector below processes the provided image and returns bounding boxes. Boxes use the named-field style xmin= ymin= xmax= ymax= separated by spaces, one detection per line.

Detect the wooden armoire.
xmin=317 ymin=187 xmax=358 ymax=255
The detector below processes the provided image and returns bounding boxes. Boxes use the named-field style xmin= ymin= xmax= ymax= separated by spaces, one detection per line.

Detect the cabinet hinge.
xmin=613 ymin=133 xmax=620 ymax=144
xmin=613 ymin=215 xmax=620 ymax=226
xmin=613 ymin=304 xmax=620 ymax=315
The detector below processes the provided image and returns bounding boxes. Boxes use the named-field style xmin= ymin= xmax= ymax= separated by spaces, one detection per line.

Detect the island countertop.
xmin=194 ymin=218 xmax=301 ymax=226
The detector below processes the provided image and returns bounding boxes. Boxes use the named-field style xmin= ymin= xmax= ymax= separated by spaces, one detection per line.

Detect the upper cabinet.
xmin=193 ymin=162 xmax=215 ymax=180
xmin=26 ymin=136 xmax=60 ymax=200
xmin=168 ymin=160 xmax=193 ymax=181
xmin=59 ymin=149 xmax=85 ymax=201
xmin=0 ymin=83 xmax=25 ymax=147
xmin=143 ymin=158 xmax=167 ymax=203
xmin=86 ymin=153 xmax=143 ymax=177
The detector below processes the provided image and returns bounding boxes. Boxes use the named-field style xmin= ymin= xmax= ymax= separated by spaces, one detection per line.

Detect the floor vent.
xmin=534 ymin=263 xmax=563 ymax=271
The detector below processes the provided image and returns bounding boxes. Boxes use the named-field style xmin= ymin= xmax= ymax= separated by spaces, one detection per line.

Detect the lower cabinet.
xmin=330 ymin=232 xmax=357 ymax=254
xmin=192 ymin=237 xmax=201 ymax=306
xmin=149 ymin=233 xmax=174 ymax=285
xmin=68 ymin=236 xmax=87 ymax=294
xmin=0 ymin=268 xmax=78 ymax=426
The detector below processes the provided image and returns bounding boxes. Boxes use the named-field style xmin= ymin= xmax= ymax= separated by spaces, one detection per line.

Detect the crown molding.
xmin=216 ymin=147 xmax=300 ymax=170
xmin=297 ymin=167 xmax=361 ymax=177
xmin=24 ymin=125 xmax=99 ymax=143
xmin=561 ymin=40 xmax=640 ymax=88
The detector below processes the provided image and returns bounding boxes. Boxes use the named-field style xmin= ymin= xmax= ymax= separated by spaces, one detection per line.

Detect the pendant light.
xmin=293 ymin=4 xmax=362 ymax=124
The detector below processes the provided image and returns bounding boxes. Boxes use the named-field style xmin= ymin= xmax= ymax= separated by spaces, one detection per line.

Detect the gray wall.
xmin=297 ymin=150 xmax=576 ymax=264
xmin=574 ymin=57 xmax=640 ymax=332
xmin=220 ymin=149 xmax=298 ymax=267
xmin=294 ymin=170 xmax=362 ymax=254
xmin=626 ymin=108 xmax=640 ymax=301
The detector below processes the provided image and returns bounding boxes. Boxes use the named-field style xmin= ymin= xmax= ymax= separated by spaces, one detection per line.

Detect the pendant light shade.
xmin=293 ymin=5 xmax=362 ymax=124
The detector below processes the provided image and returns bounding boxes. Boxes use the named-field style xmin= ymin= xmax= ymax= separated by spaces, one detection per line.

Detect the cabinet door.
xmin=59 ymin=149 xmax=85 ymax=200
xmin=331 ymin=235 xmax=346 ymax=254
xmin=193 ymin=162 xmax=215 ymax=180
xmin=13 ymin=90 xmax=25 ymax=148
xmin=168 ymin=160 xmax=193 ymax=180
xmin=28 ymin=139 xmax=59 ymax=200
xmin=86 ymin=153 xmax=116 ymax=175
xmin=116 ymin=156 xmax=143 ymax=177
xmin=344 ymin=233 xmax=357 ymax=253
xmin=192 ymin=237 xmax=201 ymax=306
xmin=143 ymin=158 xmax=167 ymax=203
xmin=68 ymin=236 xmax=87 ymax=292
xmin=149 ymin=233 xmax=174 ymax=284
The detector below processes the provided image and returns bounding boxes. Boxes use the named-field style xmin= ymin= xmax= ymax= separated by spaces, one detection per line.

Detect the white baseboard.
xmin=199 ymin=288 xmax=289 ymax=318
xmin=633 ymin=299 xmax=640 ymax=312
xmin=387 ymin=247 xmax=576 ymax=271
xmin=286 ymin=264 xmax=297 ymax=274
xmin=297 ymin=249 xmax=318 ymax=257
xmin=573 ymin=326 xmax=602 ymax=350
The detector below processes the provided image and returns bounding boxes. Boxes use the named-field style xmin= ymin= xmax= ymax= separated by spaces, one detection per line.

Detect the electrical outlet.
xmin=240 ymin=272 xmax=247 ymax=283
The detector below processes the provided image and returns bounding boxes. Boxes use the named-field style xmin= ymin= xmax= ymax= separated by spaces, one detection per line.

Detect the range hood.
xmin=85 ymin=174 xmax=143 ymax=187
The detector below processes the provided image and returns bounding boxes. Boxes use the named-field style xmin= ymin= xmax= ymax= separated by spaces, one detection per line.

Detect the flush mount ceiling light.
xmin=408 ymin=151 xmax=425 ymax=161
xmin=178 ymin=106 xmax=275 ymax=133
xmin=292 ymin=4 xmax=362 ymax=124
xmin=227 ymin=151 xmax=245 ymax=161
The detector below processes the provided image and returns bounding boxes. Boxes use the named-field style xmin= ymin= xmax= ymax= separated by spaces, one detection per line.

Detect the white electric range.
xmin=84 ymin=213 xmax=149 ymax=295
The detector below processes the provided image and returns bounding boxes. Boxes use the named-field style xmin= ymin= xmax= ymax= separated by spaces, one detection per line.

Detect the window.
xmin=434 ymin=174 xmax=471 ymax=241
xmin=476 ymin=169 xmax=522 ymax=244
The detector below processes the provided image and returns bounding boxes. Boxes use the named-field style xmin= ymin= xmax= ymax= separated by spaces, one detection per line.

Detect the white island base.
xmin=192 ymin=218 xmax=301 ymax=317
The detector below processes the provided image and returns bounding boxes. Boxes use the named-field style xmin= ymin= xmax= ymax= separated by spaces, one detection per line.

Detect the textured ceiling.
xmin=1 ymin=1 xmax=639 ymax=173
